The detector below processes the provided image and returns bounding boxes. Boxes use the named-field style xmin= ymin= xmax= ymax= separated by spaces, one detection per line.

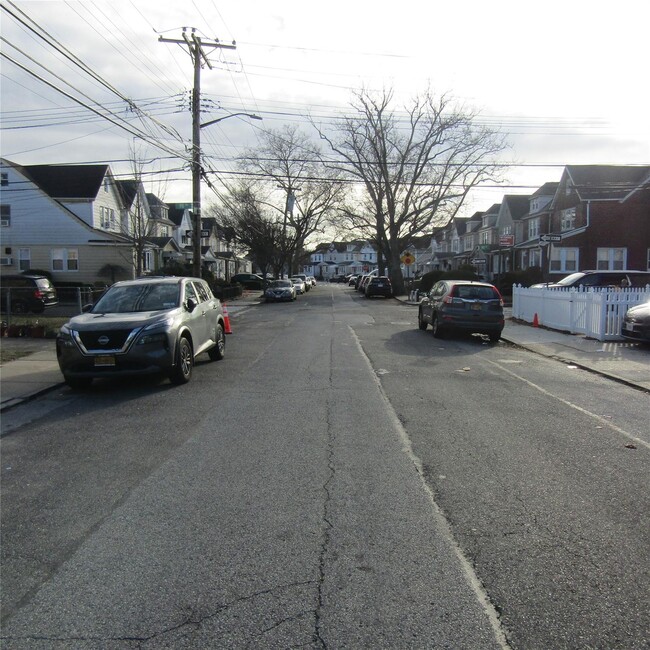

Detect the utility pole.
xmin=159 ymin=28 xmax=236 ymax=277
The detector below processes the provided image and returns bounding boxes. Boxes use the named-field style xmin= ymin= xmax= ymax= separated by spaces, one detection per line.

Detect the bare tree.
xmin=315 ymin=88 xmax=507 ymax=294
xmin=210 ymin=183 xmax=289 ymax=279
xmin=239 ymin=124 xmax=345 ymax=274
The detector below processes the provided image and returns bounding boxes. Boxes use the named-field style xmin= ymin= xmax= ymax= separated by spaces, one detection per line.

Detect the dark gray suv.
xmin=56 ymin=277 xmax=226 ymax=388
xmin=1 ymin=274 xmax=58 ymax=313
xmin=418 ymin=280 xmax=504 ymax=342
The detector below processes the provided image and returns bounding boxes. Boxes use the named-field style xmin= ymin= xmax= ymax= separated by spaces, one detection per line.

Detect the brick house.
xmin=546 ymin=165 xmax=650 ymax=277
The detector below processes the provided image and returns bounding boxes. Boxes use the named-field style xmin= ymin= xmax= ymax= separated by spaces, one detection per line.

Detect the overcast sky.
xmin=2 ymin=0 xmax=649 ymax=221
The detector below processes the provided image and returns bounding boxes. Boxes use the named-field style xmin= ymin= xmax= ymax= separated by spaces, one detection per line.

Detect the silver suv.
xmin=56 ymin=277 xmax=226 ymax=388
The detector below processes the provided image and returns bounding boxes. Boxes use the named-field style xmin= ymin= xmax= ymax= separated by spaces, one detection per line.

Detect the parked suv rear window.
xmin=453 ymin=285 xmax=500 ymax=300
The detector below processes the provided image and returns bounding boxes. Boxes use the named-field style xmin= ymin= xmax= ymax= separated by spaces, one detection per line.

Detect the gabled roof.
xmin=146 ymin=237 xmax=181 ymax=251
xmin=167 ymin=203 xmax=192 ymax=226
xmin=21 ymin=164 xmax=109 ymax=199
xmin=566 ymin=165 xmax=650 ymax=201
xmin=116 ymin=180 xmax=139 ymax=209
xmin=502 ymin=194 xmax=531 ymax=219
xmin=531 ymin=182 xmax=559 ymax=199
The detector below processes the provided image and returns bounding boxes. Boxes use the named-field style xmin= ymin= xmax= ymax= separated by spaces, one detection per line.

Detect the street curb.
xmin=0 ymin=381 xmax=65 ymax=414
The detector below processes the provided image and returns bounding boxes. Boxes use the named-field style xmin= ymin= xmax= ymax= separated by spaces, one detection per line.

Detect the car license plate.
xmin=377 ymin=283 xmax=384 ymax=287
xmin=471 ymin=304 xmax=482 ymax=311
xmin=94 ymin=355 xmax=116 ymax=367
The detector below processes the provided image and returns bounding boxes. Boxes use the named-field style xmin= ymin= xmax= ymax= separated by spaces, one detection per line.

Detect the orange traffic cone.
xmin=223 ymin=303 xmax=233 ymax=334
xmin=533 ymin=312 xmax=539 ymax=328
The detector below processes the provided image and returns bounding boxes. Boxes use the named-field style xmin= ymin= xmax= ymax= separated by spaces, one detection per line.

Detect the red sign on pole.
xmin=499 ymin=235 xmax=514 ymax=247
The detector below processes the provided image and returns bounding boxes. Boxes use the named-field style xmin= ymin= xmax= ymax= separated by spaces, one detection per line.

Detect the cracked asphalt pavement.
xmin=2 ymin=284 xmax=647 ymax=648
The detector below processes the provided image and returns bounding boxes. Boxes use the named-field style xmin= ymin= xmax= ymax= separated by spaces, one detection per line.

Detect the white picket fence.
xmin=512 ymin=285 xmax=650 ymax=341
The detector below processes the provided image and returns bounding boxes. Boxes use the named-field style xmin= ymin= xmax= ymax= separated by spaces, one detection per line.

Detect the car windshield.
xmin=271 ymin=280 xmax=291 ymax=288
xmin=92 ymin=283 xmax=180 ymax=313
xmin=291 ymin=278 xmax=303 ymax=284
xmin=555 ymin=273 xmax=586 ymax=286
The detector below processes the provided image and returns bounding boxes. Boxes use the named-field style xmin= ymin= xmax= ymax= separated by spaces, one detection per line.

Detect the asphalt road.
xmin=1 ymin=283 xmax=648 ymax=649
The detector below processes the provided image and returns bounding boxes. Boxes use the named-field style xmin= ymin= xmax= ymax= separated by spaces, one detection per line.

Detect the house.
xmin=515 ymin=183 xmax=559 ymax=271
xmin=0 ymin=158 xmax=133 ymax=284
xmin=305 ymin=240 xmax=378 ymax=279
xmin=545 ymin=165 xmax=650 ymax=277
xmin=487 ymin=194 xmax=531 ymax=277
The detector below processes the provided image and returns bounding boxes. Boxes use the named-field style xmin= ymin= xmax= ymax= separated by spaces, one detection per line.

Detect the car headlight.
xmin=136 ymin=317 xmax=174 ymax=345
xmin=58 ymin=323 xmax=76 ymax=347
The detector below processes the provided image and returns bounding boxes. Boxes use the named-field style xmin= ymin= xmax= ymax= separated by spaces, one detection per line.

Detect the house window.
xmin=160 ymin=226 xmax=168 ymax=237
xmin=549 ymin=247 xmax=578 ymax=273
xmin=528 ymin=217 xmax=540 ymax=240
xmin=52 ymin=248 xmax=79 ymax=271
xmin=597 ymin=248 xmax=626 ymax=270
xmin=1 ymin=205 xmax=10 ymax=226
xmin=1 ymin=173 xmax=8 ymax=186
xmin=560 ymin=208 xmax=576 ymax=231
xmin=480 ymin=231 xmax=491 ymax=245
xmin=143 ymin=250 xmax=153 ymax=272
xmin=18 ymin=248 xmax=30 ymax=272
xmin=529 ymin=249 xmax=541 ymax=268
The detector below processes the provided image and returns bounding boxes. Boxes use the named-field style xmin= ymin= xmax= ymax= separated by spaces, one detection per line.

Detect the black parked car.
xmin=365 ymin=276 xmax=393 ymax=298
xmin=621 ymin=299 xmax=650 ymax=343
xmin=0 ymin=274 xmax=58 ymax=313
xmin=418 ymin=280 xmax=504 ymax=342
xmin=231 ymin=273 xmax=265 ymax=289
xmin=530 ymin=270 xmax=650 ymax=289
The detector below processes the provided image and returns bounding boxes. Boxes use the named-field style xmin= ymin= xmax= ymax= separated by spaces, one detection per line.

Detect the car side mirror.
xmin=185 ymin=298 xmax=197 ymax=312
xmin=81 ymin=303 xmax=94 ymax=313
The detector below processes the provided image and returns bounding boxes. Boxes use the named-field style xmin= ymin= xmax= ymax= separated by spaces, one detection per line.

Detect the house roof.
xmin=146 ymin=237 xmax=181 ymax=251
xmin=531 ymin=182 xmax=559 ymax=199
xmin=566 ymin=165 xmax=650 ymax=201
xmin=21 ymin=164 xmax=109 ymax=199
xmin=116 ymin=179 xmax=138 ymax=209
xmin=502 ymin=194 xmax=531 ymax=219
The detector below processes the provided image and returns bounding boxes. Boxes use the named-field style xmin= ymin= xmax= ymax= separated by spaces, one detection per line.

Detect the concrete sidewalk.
xmin=2 ymin=295 xmax=649 ymax=413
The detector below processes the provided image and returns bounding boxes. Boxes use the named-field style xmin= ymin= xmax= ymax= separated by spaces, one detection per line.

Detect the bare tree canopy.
xmin=315 ymin=87 xmax=507 ymax=293
xmin=209 ymin=183 xmax=288 ymax=279
xmin=239 ymin=124 xmax=345 ymax=274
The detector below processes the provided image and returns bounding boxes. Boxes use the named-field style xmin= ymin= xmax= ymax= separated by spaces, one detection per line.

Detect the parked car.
xmin=292 ymin=273 xmax=311 ymax=291
xmin=290 ymin=277 xmax=307 ymax=294
xmin=530 ymin=270 xmax=650 ymax=289
xmin=365 ymin=276 xmax=393 ymax=298
xmin=231 ymin=273 xmax=265 ymax=289
xmin=56 ymin=276 xmax=225 ymax=389
xmin=0 ymin=274 xmax=58 ymax=313
xmin=265 ymin=279 xmax=297 ymax=302
xmin=358 ymin=275 xmax=373 ymax=293
xmin=418 ymin=280 xmax=504 ymax=343
xmin=348 ymin=275 xmax=358 ymax=286
xmin=621 ymin=299 xmax=650 ymax=343
xmin=307 ymin=276 xmax=317 ymax=287
xmin=331 ymin=275 xmax=348 ymax=283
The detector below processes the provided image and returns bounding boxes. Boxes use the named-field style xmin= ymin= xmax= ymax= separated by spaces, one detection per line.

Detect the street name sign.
xmin=540 ymin=234 xmax=562 ymax=243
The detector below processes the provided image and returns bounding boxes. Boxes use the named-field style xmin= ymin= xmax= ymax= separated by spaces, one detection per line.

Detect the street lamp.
xmin=201 ymin=112 xmax=262 ymax=129
xmin=191 ymin=112 xmax=262 ymax=276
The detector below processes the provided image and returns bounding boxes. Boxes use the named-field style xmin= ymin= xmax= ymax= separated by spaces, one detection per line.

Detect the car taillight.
xmin=34 ymin=290 xmax=44 ymax=299
xmin=493 ymin=287 xmax=504 ymax=307
xmin=443 ymin=296 xmax=455 ymax=304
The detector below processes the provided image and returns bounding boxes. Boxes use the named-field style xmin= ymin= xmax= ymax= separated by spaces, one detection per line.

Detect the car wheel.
xmin=489 ymin=332 xmax=501 ymax=343
xmin=432 ymin=315 xmax=445 ymax=339
xmin=64 ymin=375 xmax=90 ymax=390
xmin=418 ymin=309 xmax=428 ymax=330
xmin=170 ymin=336 xmax=193 ymax=384
xmin=208 ymin=324 xmax=225 ymax=361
